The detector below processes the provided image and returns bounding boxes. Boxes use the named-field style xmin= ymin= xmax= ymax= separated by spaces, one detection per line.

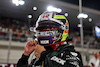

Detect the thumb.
xmin=34 ymin=45 xmax=37 ymax=49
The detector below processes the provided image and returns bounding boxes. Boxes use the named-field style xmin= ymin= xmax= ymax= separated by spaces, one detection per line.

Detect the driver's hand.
xmin=34 ymin=45 xmax=46 ymax=58
xmin=24 ymin=40 xmax=37 ymax=56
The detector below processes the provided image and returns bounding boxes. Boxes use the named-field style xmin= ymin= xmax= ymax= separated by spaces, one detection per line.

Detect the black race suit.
xmin=17 ymin=44 xmax=83 ymax=67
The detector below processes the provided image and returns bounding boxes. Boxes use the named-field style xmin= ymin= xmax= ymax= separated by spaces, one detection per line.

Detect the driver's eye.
xmin=37 ymin=27 xmax=58 ymax=31
xmin=43 ymin=27 xmax=58 ymax=31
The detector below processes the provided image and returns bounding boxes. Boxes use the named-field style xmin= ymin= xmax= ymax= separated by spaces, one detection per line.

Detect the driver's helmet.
xmin=35 ymin=11 xmax=69 ymax=50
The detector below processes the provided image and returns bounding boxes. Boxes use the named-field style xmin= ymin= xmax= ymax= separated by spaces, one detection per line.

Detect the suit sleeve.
xmin=40 ymin=50 xmax=50 ymax=61
xmin=64 ymin=52 xmax=83 ymax=67
xmin=78 ymin=52 xmax=83 ymax=67
xmin=16 ymin=54 xmax=29 ymax=67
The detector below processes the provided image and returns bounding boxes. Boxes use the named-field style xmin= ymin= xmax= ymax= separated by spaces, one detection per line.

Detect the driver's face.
xmin=37 ymin=27 xmax=58 ymax=31
xmin=42 ymin=27 xmax=58 ymax=31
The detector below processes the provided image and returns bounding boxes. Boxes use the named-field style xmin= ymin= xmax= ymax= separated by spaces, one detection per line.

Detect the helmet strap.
xmin=51 ymin=44 xmax=60 ymax=50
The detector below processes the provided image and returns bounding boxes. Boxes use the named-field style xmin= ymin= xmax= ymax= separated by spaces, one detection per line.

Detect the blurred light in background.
xmin=30 ymin=27 xmax=34 ymax=32
xmin=95 ymin=26 xmax=100 ymax=38
xmin=64 ymin=13 xmax=68 ymax=17
xmin=12 ymin=0 xmax=19 ymax=6
xmin=19 ymin=0 xmax=25 ymax=5
xmin=30 ymin=27 xmax=36 ymax=32
xmin=89 ymin=18 xmax=92 ymax=22
xmin=33 ymin=7 xmax=37 ymax=11
xmin=77 ymin=13 xmax=88 ymax=19
xmin=12 ymin=0 xmax=25 ymax=6
xmin=47 ymin=6 xmax=62 ymax=13
xmin=28 ymin=15 xmax=32 ymax=19
xmin=77 ymin=24 xmax=82 ymax=27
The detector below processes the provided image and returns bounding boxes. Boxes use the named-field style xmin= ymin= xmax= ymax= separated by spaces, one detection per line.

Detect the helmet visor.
xmin=36 ymin=20 xmax=61 ymax=30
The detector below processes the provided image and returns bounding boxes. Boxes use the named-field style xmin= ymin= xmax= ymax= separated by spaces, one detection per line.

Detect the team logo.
xmin=40 ymin=13 xmax=52 ymax=21
xmin=43 ymin=14 xmax=50 ymax=18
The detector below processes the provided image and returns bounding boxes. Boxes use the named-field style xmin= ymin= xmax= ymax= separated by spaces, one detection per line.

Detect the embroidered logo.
xmin=51 ymin=56 xmax=66 ymax=65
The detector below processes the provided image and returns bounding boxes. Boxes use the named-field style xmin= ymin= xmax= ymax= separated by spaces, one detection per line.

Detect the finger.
xmin=34 ymin=51 xmax=38 ymax=56
xmin=31 ymin=41 xmax=34 ymax=46
xmin=28 ymin=41 xmax=35 ymax=46
xmin=30 ymin=40 xmax=37 ymax=46
xmin=26 ymin=41 xmax=31 ymax=47
xmin=34 ymin=45 xmax=39 ymax=50
xmin=34 ymin=40 xmax=38 ymax=45
xmin=34 ymin=51 xmax=40 ymax=58
xmin=30 ymin=41 xmax=33 ymax=45
xmin=35 ymin=54 xmax=40 ymax=58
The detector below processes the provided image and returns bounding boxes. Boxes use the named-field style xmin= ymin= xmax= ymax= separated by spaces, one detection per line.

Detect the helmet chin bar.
xmin=44 ymin=41 xmax=66 ymax=50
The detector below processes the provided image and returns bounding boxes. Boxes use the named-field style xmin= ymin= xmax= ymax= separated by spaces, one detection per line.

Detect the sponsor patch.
xmin=40 ymin=40 xmax=49 ymax=44
xmin=51 ymin=56 xmax=66 ymax=65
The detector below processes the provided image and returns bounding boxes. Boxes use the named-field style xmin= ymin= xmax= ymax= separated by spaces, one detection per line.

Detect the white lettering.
xmin=70 ymin=62 xmax=79 ymax=67
xmin=70 ymin=52 xmax=78 ymax=56
xmin=66 ymin=56 xmax=80 ymax=61
xmin=0 ymin=64 xmax=16 ymax=67
xmin=40 ymin=40 xmax=49 ymax=44
xmin=0 ymin=64 xmax=7 ymax=67
xmin=51 ymin=56 xmax=66 ymax=65
xmin=36 ymin=31 xmax=57 ymax=37
xmin=10 ymin=64 xmax=14 ymax=67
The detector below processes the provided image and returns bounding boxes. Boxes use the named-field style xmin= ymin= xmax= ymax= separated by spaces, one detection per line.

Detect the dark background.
xmin=0 ymin=0 xmax=100 ymax=36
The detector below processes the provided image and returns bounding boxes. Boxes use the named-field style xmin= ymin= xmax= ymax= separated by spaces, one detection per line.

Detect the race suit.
xmin=17 ymin=44 xmax=83 ymax=67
